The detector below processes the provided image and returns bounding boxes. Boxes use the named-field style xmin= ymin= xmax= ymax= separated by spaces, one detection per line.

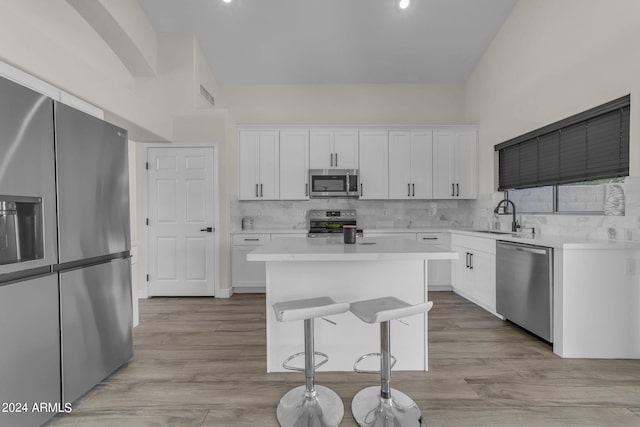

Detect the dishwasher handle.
xmin=497 ymin=241 xmax=549 ymax=256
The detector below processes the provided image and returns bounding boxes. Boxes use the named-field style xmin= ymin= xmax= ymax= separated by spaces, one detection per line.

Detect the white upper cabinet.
xmin=238 ymin=130 xmax=280 ymax=200
xmin=389 ymin=130 xmax=433 ymax=199
xmin=333 ymin=130 xmax=359 ymax=169
xmin=279 ymin=129 xmax=309 ymax=200
xmin=309 ymin=130 xmax=333 ymax=169
xmin=237 ymin=125 xmax=476 ymax=201
xmin=310 ymin=129 xmax=359 ymax=169
xmin=359 ymin=130 xmax=389 ymax=200
xmin=432 ymin=128 xmax=478 ymax=199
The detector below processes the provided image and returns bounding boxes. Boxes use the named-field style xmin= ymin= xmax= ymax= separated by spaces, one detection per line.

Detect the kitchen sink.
xmin=467 ymin=230 xmax=535 ymax=239
xmin=469 ymin=229 xmax=515 ymax=235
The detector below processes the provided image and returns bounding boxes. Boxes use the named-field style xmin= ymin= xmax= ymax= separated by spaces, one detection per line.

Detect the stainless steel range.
xmin=307 ymin=209 xmax=361 ymax=238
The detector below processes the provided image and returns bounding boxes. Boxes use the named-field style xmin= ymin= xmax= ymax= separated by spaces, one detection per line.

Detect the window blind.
xmin=495 ymin=95 xmax=630 ymax=191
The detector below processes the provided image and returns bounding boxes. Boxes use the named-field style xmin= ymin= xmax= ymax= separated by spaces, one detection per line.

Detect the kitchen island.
xmin=247 ymin=237 xmax=457 ymax=372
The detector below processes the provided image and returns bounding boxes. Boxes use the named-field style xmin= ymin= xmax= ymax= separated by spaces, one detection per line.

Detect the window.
xmin=496 ymin=95 xmax=630 ymax=191
xmin=507 ymin=186 xmax=553 ymax=213
xmin=497 ymin=95 xmax=630 ymax=215
xmin=506 ymin=177 xmax=625 ymax=214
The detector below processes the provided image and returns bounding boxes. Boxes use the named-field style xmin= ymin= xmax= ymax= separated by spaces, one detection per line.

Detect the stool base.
xmin=351 ymin=386 xmax=422 ymax=427
xmin=276 ymin=385 xmax=344 ymax=427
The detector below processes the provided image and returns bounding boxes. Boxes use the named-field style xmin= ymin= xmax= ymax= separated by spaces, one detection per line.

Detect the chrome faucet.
xmin=494 ymin=199 xmax=519 ymax=232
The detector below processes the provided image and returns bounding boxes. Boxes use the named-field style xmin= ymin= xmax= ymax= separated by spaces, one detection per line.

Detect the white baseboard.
xmin=216 ymin=287 xmax=234 ymax=298
xmin=429 ymin=285 xmax=453 ymax=292
xmin=451 ymin=288 xmax=503 ymax=319
xmin=233 ymin=287 xmax=266 ymax=294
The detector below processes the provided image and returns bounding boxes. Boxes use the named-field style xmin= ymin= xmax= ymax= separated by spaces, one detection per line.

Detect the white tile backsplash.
xmin=468 ymin=177 xmax=640 ymax=241
xmin=231 ymin=176 xmax=640 ymax=242
xmin=231 ymin=198 xmax=472 ymax=231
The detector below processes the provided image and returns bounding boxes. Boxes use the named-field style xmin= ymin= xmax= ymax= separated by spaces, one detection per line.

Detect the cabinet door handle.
xmin=260 ymin=184 xmax=263 ymax=197
xmin=255 ymin=183 xmax=259 ymax=198
xmin=244 ymin=238 xmax=260 ymax=242
xmin=330 ymin=153 xmax=334 ymax=167
xmin=360 ymin=183 xmax=363 ymax=197
xmin=408 ymin=183 xmax=411 ymax=197
xmin=451 ymin=183 xmax=455 ymax=197
xmin=412 ymin=183 xmax=415 ymax=197
xmin=422 ymin=237 xmax=438 ymax=241
xmin=465 ymin=252 xmax=469 ymax=268
xmin=305 ymin=183 xmax=309 ymax=197
xmin=335 ymin=153 xmax=338 ymax=167
xmin=456 ymin=183 xmax=460 ymax=197
xmin=469 ymin=252 xmax=473 ymax=269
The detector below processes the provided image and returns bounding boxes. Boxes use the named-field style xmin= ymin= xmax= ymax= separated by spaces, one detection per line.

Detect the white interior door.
xmin=147 ymin=146 xmax=216 ymax=296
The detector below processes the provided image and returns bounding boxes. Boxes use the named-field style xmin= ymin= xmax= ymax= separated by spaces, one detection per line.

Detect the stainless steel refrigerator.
xmin=0 ymin=77 xmax=133 ymax=426
xmin=0 ymin=76 xmax=61 ymax=427
xmin=54 ymin=102 xmax=133 ymax=405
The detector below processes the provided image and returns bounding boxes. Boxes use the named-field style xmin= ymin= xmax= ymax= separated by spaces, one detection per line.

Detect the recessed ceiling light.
xmin=399 ymin=0 xmax=410 ymax=9
xmin=222 ymin=0 xmax=232 ymax=3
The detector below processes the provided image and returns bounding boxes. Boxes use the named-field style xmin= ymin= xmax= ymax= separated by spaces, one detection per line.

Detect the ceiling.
xmin=137 ymin=0 xmax=517 ymax=85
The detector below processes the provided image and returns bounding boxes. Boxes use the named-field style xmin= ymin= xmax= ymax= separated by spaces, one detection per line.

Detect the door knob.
xmin=200 ymin=227 xmax=214 ymax=232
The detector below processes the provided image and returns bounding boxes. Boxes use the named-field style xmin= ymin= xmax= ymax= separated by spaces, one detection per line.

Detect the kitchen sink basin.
xmin=469 ymin=229 xmax=514 ymax=235
xmin=467 ymin=230 xmax=535 ymax=239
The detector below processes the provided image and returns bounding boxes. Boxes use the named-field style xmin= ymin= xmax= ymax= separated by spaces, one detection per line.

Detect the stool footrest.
xmin=353 ymin=352 xmax=397 ymax=374
xmin=282 ymin=351 xmax=329 ymax=372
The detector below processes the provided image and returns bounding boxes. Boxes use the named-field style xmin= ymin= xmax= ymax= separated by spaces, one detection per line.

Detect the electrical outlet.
xmin=625 ymin=258 xmax=636 ymax=276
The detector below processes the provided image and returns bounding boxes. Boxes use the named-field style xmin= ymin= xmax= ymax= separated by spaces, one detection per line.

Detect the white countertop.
xmin=232 ymin=229 xmax=307 ymax=234
xmin=363 ymin=228 xmax=451 ymax=233
xmin=231 ymin=228 xmax=640 ymax=250
xmin=451 ymin=229 xmax=640 ymax=250
xmin=247 ymin=236 xmax=458 ymax=262
xmin=231 ymin=228 xmax=450 ymax=235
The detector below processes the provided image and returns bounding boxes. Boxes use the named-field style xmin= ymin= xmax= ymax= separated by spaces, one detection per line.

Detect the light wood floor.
xmin=49 ymin=292 xmax=640 ymax=426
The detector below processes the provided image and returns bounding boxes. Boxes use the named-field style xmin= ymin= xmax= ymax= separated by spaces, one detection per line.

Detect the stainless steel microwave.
xmin=309 ymin=169 xmax=359 ymax=198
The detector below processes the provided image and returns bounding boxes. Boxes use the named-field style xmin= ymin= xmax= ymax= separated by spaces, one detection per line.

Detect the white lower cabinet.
xmin=451 ymin=234 xmax=497 ymax=314
xmin=231 ymin=234 xmax=271 ymax=293
xmin=231 ymin=233 xmax=306 ymax=293
xmin=363 ymin=231 xmax=452 ymax=290
xmin=416 ymin=232 xmax=451 ymax=290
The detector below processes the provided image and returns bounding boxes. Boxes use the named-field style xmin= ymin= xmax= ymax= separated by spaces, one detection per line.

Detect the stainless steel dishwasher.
xmin=496 ymin=241 xmax=553 ymax=342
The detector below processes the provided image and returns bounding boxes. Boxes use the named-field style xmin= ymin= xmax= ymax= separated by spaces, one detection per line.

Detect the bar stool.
xmin=349 ymin=296 xmax=434 ymax=427
xmin=273 ymin=296 xmax=350 ymax=427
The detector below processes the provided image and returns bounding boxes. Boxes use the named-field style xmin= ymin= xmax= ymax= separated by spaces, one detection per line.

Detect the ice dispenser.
xmin=0 ymin=196 xmax=43 ymax=265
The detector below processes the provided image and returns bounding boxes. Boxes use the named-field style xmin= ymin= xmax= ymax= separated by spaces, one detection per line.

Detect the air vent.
xmin=199 ymin=84 xmax=215 ymax=108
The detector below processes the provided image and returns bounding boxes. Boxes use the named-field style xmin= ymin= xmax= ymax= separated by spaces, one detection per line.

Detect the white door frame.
xmin=140 ymin=143 xmax=220 ymax=298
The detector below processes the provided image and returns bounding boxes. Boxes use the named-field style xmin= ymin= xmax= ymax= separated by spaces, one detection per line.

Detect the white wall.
xmin=466 ymin=0 xmax=640 ymax=193
xmin=0 ymin=0 xmax=172 ymax=141
xmin=224 ymin=84 xmax=465 ymax=125
xmin=0 ymin=0 xmax=232 ymax=293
